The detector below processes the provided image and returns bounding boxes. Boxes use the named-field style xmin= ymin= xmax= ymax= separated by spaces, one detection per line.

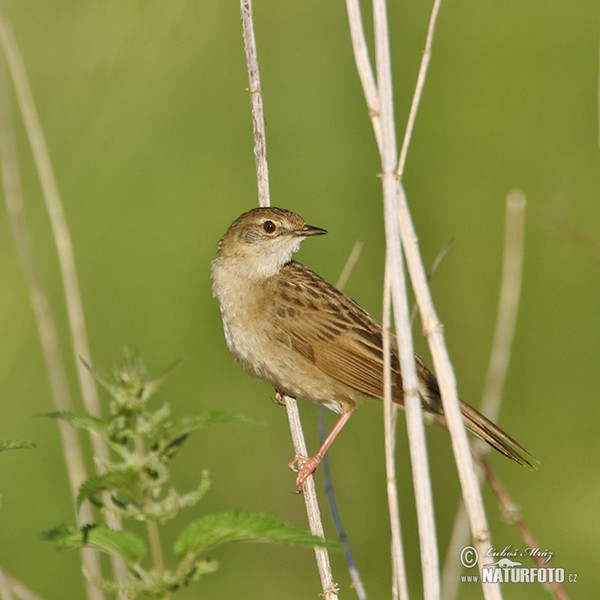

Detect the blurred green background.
xmin=0 ymin=1 xmax=598 ymax=598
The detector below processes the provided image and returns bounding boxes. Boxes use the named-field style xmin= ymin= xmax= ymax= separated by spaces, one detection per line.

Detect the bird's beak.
xmin=298 ymin=224 xmax=327 ymax=237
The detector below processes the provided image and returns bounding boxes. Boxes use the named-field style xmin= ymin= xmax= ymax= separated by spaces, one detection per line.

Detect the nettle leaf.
xmin=157 ymin=412 xmax=250 ymax=457
xmin=41 ymin=525 xmax=146 ymax=563
xmin=77 ymin=469 xmax=141 ymax=508
xmin=40 ymin=524 xmax=72 ymax=546
xmin=175 ymin=511 xmax=342 ymax=556
xmin=42 ymin=411 xmax=107 ymax=436
xmin=86 ymin=527 xmax=147 ymax=563
xmin=0 ymin=439 xmax=35 ymax=452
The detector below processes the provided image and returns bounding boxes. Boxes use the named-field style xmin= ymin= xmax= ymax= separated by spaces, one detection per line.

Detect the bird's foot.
xmin=273 ymin=389 xmax=287 ymax=406
xmin=287 ymin=454 xmax=322 ymax=493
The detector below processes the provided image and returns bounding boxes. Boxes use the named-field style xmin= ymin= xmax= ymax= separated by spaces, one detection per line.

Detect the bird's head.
xmin=215 ymin=207 xmax=327 ymax=277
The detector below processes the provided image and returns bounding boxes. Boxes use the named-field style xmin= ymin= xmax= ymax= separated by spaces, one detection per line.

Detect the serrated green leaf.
xmin=40 ymin=523 xmax=72 ymax=545
xmin=0 ymin=439 xmax=35 ymax=452
xmin=87 ymin=527 xmax=147 ymax=562
xmin=77 ymin=469 xmax=141 ymax=508
xmin=41 ymin=524 xmax=146 ymax=563
xmin=174 ymin=511 xmax=342 ymax=556
xmin=156 ymin=412 xmax=250 ymax=457
xmin=42 ymin=411 xmax=107 ymax=434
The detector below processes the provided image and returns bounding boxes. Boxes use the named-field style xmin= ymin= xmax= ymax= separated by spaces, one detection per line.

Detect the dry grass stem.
xmin=335 ymin=241 xmax=364 ymax=291
xmin=0 ymin=65 xmax=87 ymax=513
xmin=396 ymin=184 xmax=500 ymax=599
xmin=373 ymin=0 xmax=441 ymax=597
xmin=0 ymin=13 xmax=127 ymax=594
xmin=481 ymin=191 xmax=526 ymax=422
xmin=397 ymin=0 xmax=443 ymax=179
xmin=285 ymin=399 xmax=339 ymax=600
xmin=441 ymin=192 xmax=528 ymax=600
xmin=410 ymin=239 xmax=454 ymax=325
xmin=240 ymin=0 xmax=270 ymax=207
xmin=478 ymin=455 xmax=571 ymax=600
xmin=0 ymin=566 xmax=15 ymax=600
xmin=0 ymin=14 xmax=102 ymax=423
xmin=382 ymin=265 xmax=408 ymax=600
xmin=0 ymin=59 xmax=104 ymax=600
xmin=239 ymin=1 xmax=337 ymax=596
xmin=0 ymin=570 xmax=45 ymax=600
xmin=345 ymin=0 xmax=382 ymax=151
xmin=386 ymin=13 xmax=498 ymax=593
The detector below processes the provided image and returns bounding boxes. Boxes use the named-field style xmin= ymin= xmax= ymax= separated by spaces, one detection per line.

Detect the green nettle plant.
xmin=41 ymin=356 xmax=337 ymax=598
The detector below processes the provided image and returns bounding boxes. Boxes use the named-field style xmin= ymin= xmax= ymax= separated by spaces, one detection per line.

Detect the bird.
xmin=211 ymin=206 xmax=534 ymax=491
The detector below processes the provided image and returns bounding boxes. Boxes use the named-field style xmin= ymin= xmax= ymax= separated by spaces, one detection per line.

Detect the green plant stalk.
xmin=133 ymin=419 xmax=165 ymax=574
xmin=146 ymin=518 xmax=164 ymax=575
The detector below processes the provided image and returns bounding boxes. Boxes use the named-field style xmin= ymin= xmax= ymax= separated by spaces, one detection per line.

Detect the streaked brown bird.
xmin=211 ymin=207 xmax=533 ymax=491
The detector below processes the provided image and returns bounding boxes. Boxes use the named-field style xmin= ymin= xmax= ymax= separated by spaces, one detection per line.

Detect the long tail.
xmin=458 ymin=400 xmax=536 ymax=469
xmin=404 ymin=355 xmax=536 ymax=468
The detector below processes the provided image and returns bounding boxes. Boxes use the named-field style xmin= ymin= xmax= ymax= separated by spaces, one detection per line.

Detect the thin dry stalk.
xmin=481 ymin=190 xmax=527 ymax=420
xmin=396 ymin=182 xmax=500 ymax=598
xmin=0 ymin=567 xmax=14 ymax=600
xmin=0 ymin=66 xmax=86 ymax=514
xmin=0 ymin=571 xmax=45 ymax=600
xmin=382 ymin=265 xmax=408 ymax=600
xmin=320 ymin=241 xmax=367 ymax=600
xmin=348 ymin=0 xmax=501 ymax=596
xmin=0 ymin=13 xmax=128 ymax=592
xmin=239 ymin=1 xmax=337 ymax=596
xmin=397 ymin=0 xmax=443 ymax=179
xmin=335 ymin=240 xmax=364 ymax=291
xmin=373 ymin=0 xmax=440 ymax=597
xmin=240 ymin=0 xmax=270 ymax=207
xmin=478 ymin=455 xmax=571 ymax=600
xmin=345 ymin=0 xmax=382 ymax=151
xmin=441 ymin=192 xmax=527 ymax=599
xmin=0 ymin=61 xmax=104 ymax=600
xmin=410 ymin=239 xmax=453 ymax=325
xmin=0 ymin=13 xmax=102 ymax=422
xmin=440 ymin=502 xmax=471 ymax=600
xmin=285 ymin=400 xmax=339 ymax=600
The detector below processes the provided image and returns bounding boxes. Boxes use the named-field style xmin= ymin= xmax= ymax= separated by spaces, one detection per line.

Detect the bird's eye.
xmin=263 ymin=220 xmax=276 ymax=233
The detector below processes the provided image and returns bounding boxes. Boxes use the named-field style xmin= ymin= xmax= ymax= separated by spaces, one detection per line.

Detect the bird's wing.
xmin=265 ymin=262 xmax=402 ymax=400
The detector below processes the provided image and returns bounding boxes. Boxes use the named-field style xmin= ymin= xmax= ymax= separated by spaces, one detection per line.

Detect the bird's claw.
xmin=288 ymin=454 xmax=320 ymax=493
xmin=273 ymin=390 xmax=287 ymax=406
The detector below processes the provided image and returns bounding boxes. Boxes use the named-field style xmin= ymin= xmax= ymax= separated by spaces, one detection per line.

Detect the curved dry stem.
xmin=0 ymin=569 xmax=45 ymax=600
xmin=0 ymin=56 xmax=104 ymax=600
xmin=345 ymin=0 xmax=382 ymax=152
xmin=382 ymin=265 xmax=408 ymax=600
xmin=441 ymin=192 xmax=527 ymax=600
xmin=240 ymin=0 xmax=270 ymax=207
xmin=285 ymin=397 xmax=339 ymax=600
xmin=373 ymin=0 xmax=440 ymax=597
xmin=367 ymin=0 xmax=499 ymax=595
xmin=395 ymin=182 xmax=500 ymax=598
xmin=0 ymin=12 xmax=127 ymax=592
xmin=480 ymin=191 xmax=527 ymax=421
xmin=0 ymin=565 xmax=15 ymax=600
xmin=477 ymin=453 xmax=571 ymax=600
xmin=0 ymin=13 xmax=102 ymax=422
xmin=397 ymin=0 xmax=444 ymax=179
xmin=239 ymin=1 xmax=337 ymax=596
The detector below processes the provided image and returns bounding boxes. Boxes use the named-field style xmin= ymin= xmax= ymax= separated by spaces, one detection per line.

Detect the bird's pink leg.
xmin=288 ymin=406 xmax=354 ymax=492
